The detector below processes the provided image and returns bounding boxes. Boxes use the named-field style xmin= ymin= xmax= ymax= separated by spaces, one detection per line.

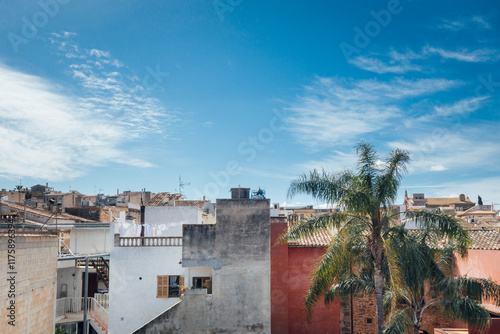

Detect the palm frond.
xmin=375 ymin=148 xmax=409 ymax=208
xmin=355 ymin=141 xmax=379 ymax=192
xmin=441 ymin=296 xmax=491 ymax=333
xmin=303 ymin=226 xmax=370 ymax=318
xmin=404 ymin=210 xmax=471 ymax=255
xmin=383 ymin=308 xmax=414 ymax=334
xmin=276 ymin=211 xmax=354 ymax=245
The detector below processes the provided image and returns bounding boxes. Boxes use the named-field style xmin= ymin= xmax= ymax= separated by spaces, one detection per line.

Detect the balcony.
xmin=56 ymin=296 xmax=108 ymax=334
xmin=117 ymin=236 xmax=183 ymax=247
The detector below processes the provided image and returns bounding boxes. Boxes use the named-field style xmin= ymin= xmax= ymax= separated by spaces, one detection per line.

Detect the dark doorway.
xmin=82 ymin=272 xmax=98 ymax=298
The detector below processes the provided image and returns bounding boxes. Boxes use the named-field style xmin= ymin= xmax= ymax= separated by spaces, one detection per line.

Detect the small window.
xmin=193 ymin=277 xmax=212 ymax=294
xmin=157 ymin=275 xmax=184 ymax=298
xmin=367 ymin=318 xmax=373 ymax=324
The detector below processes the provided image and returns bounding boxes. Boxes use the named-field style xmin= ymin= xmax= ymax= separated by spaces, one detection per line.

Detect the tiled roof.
xmin=0 ymin=200 xmax=96 ymax=223
xmin=288 ymin=227 xmax=500 ymax=250
xmin=174 ymin=200 xmax=209 ymax=209
xmin=426 ymin=197 xmax=473 ymax=206
xmin=146 ymin=192 xmax=182 ymax=206
xmin=467 ymin=228 xmax=500 ymax=250
xmin=289 ymin=230 xmax=333 ymax=247
xmin=457 ymin=210 xmax=497 ymax=217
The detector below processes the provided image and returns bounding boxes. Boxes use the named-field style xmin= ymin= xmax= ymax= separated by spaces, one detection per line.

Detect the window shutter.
xmin=157 ymin=275 xmax=169 ymax=298
xmin=179 ymin=275 xmax=185 ymax=288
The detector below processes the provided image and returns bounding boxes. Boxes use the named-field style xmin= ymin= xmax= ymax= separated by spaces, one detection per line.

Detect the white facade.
xmin=109 ymin=206 xmax=212 ymax=334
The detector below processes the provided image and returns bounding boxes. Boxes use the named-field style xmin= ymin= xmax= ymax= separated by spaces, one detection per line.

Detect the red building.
xmin=271 ymin=217 xmax=500 ymax=334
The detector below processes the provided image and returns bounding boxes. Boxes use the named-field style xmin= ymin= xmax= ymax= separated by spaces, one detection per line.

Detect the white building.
xmin=108 ymin=206 xmax=213 ymax=334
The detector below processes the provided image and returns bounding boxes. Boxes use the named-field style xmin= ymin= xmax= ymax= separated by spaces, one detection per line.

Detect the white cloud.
xmin=388 ymin=129 xmax=500 ymax=174
xmin=49 ymin=33 xmax=177 ymax=137
xmin=0 ymin=63 xmax=149 ymax=180
xmin=350 ymin=50 xmax=423 ymax=74
xmin=0 ymin=34 xmax=176 ymax=181
xmin=438 ymin=19 xmax=465 ymax=31
xmin=438 ymin=16 xmax=492 ymax=31
xmin=434 ymin=96 xmax=489 ymax=116
xmin=423 ymin=46 xmax=499 ymax=62
xmin=472 ymin=16 xmax=491 ymax=29
xmin=430 ymin=165 xmax=447 ymax=172
xmin=285 ymin=77 xmax=461 ymax=148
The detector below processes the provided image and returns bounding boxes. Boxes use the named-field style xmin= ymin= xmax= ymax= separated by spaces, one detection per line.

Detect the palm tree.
xmin=280 ymin=142 xmax=468 ymax=333
xmin=384 ymin=225 xmax=500 ymax=334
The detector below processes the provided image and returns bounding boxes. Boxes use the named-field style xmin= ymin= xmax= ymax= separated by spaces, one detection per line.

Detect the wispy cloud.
xmin=423 ymin=46 xmax=499 ymax=62
xmin=438 ymin=16 xmax=492 ymax=31
xmin=434 ymin=96 xmax=489 ymax=116
xmin=350 ymin=50 xmax=424 ymax=74
xmin=388 ymin=129 xmax=500 ymax=174
xmin=285 ymin=77 xmax=461 ymax=148
xmin=50 ymin=32 xmax=177 ymax=136
xmin=0 ymin=33 xmax=176 ymax=181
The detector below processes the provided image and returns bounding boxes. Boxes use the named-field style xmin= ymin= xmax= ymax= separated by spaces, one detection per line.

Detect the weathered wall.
xmin=142 ymin=198 xmax=272 ymax=333
xmin=135 ymin=294 xmax=213 ymax=334
xmin=210 ymin=198 xmax=271 ymax=333
xmin=182 ymin=225 xmax=217 ymax=268
xmin=287 ymin=246 xmax=340 ymax=334
xmin=270 ymin=218 xmax=289 ymax=334
xmin=0 ymin=233 xmax=57 ymax=333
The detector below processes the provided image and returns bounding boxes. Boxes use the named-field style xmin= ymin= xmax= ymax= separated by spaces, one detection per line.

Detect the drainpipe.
xmin=83 ymin=257 xmax=89 ymax=334
xmin=140 ymin=204 xmax=145 ymax=246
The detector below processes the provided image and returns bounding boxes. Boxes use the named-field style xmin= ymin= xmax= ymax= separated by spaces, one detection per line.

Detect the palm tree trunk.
xmin=374 ymin=266 xmax=385 ymax=334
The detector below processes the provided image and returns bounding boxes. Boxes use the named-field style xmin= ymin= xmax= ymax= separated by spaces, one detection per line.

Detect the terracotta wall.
xmin=454 ymin=249 xmax=500 ymax=283
xmin=271 ymin=219 xmax=340 ymax=334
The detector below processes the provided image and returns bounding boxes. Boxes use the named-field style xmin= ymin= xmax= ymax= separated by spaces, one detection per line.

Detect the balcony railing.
xmin=56 ymin=297 xmax=108 ymax=330
xmin=118 ymin=236 xmax=183 ymax=247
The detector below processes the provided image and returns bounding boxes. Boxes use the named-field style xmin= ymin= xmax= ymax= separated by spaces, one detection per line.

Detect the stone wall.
xmin=0 ymin=233 xmax=57 ymax=333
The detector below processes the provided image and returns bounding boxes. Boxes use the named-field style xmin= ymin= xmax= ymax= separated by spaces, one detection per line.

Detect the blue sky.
xmin=1 ymin=0 xmax=499 ymax=207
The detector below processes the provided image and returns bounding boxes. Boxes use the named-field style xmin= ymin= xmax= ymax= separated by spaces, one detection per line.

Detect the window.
xmin=192 ymin=277 xmax=212 ymax=294
xmin=157 ymin=275 xmax=184 ymax=298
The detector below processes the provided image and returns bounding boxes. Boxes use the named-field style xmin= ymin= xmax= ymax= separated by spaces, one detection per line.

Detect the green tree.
xmin=280 ymin=142 xmax=468 ymax=333
xmin=384 ymin=225 xmax=500 ymax=334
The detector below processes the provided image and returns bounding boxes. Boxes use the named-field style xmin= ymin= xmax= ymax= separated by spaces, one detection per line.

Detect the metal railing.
xmin=56 ymin=297 xmax=85 ymax=318
xmin=118 ymin=236 xmax=183 ymax=247
xmin=59 ymin=236 xmax=75 ymax=258
xmin=56 ymin=297 xmax=108 ymax=329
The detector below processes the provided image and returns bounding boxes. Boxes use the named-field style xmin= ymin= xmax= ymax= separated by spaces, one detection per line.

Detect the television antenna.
xmin=179 ymin=176 xmax=190 ymax=196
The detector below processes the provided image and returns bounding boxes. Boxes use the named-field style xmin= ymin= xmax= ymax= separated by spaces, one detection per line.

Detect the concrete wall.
xmin=70 ymin=228 xmax=110 ymax=254
xmin=0 ymin=233 xmax=57 ymax=333
xmin=145 ymin=206 xmax=200 ymax=236
xmin=210 ymin=198 xmax=271 ymax=333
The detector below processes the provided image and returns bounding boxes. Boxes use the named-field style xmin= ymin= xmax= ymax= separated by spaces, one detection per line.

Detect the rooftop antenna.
xmin=179 ymin=176 xmax=190 ymax=196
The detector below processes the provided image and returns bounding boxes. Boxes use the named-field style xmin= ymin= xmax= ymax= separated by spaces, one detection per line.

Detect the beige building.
xmin=0 ymin=214 xmax=58 ymax=333
xmin=404 ymin=191 xmax=475 ymax=213
xmin=0 ymin=190 xmax=25 ymax=203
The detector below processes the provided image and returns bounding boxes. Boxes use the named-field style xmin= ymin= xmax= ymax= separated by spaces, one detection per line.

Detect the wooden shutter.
xmin=179 ymin=275 xmax=185 ymax=288
xmin=157 ymin=275 xmax=169 ymax=298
